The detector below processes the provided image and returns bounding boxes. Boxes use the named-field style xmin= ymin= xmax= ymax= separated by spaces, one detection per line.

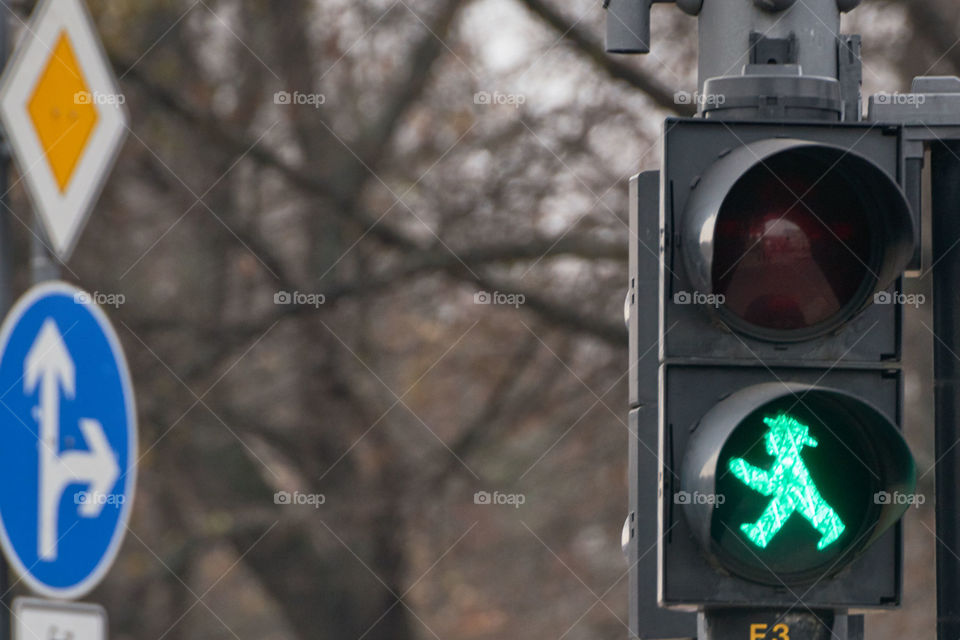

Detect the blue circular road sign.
xmin=0 ymin=282 xmax=136 ymax=599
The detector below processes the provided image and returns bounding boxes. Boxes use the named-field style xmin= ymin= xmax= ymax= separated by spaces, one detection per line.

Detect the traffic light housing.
xmin=628 ymin=118 xmax=919 ymax=613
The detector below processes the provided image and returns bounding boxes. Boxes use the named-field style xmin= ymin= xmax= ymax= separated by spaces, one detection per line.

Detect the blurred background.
xmin=0 ymin=0 xmax=951 ymax=638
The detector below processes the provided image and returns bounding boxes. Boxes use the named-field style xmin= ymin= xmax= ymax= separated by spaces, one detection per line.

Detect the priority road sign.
xmin=13 ymin=597 xmax=106 ymax=640
xmin=0 ymin=0 xmax=128 ymax=259
xmin=0 ymin=282 xmax=136 ymax=599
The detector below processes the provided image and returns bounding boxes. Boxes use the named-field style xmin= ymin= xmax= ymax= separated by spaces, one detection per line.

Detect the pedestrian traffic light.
xmin=634 ymin=118 xmax=919 ymax=610
xmin=681 ymin=383 xmax=914 ymax=587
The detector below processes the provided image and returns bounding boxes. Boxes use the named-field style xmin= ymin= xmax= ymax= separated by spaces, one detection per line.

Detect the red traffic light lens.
xmin=712 ymin=154 xmax=872 ymax=333
xmin=681 ymin=139 xmax=914 ymax=342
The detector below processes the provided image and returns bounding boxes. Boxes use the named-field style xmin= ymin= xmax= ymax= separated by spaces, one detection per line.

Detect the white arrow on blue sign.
xmin=0 ymin=282 xmax=136 ymax=599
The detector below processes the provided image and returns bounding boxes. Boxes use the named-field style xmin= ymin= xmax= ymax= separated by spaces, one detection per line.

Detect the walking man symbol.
xmin=728 ymin=414 xmax=845 ymax=550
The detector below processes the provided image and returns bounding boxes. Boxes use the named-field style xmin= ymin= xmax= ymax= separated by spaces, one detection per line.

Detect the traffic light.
xmin=681 ymin=383 xmax=914 ymax=588
xmin=627 ymin=118 xmax=919 ymax=614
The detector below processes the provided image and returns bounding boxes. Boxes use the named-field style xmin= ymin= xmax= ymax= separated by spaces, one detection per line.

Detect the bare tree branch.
xmin=515 ymin=0 xmax=692 ymax=114
xmin=358 ymin=0 xmax=466 ymax=173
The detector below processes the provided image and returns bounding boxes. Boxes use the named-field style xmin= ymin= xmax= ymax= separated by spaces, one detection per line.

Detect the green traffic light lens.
xmin=692 ymin=388 xmax=914 ymax=586
xmin=727 ymin=414 xmax=846 ymax=552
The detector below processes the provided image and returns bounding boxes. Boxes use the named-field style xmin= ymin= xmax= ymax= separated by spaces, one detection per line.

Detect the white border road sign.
xmin=0 ymin=0 xmax=128 ymax=259
xmin=0 ymin=282 xmax=137 ymax=599
xmin=13 ymin=597 xmax=106 ymax=640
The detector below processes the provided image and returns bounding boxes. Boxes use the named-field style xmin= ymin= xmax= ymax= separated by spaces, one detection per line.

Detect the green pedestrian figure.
xmin=728 ymin=414 xmax=845 ymax=550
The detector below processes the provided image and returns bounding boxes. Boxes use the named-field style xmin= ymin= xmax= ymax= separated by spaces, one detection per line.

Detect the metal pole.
xmin=0 ymin=7 xmax=12 ymax=639
xmin=0 ymin=15 xmax=60 ymax=639
xmin=30 ymin=217 xmax=58 ymax=283
xmin=0 ymin=6 xmax=10 ymax=312
xmin=931 ymin=140 xmax=960 ymax=640
xmin=696 ymin=0 xmax=842 ymax=89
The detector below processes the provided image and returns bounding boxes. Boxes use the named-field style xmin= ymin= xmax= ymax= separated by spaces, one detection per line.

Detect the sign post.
xmin=0 ymin=7 xmax=11 ymax=640
xmin=0 ymin=3 xmax=133 ymax=637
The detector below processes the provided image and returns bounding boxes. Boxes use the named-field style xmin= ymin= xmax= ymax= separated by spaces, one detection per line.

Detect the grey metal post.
xmin=0 ymin=12 xmax=10 ymax=313
xmin=696 ymin=0 xmax=843 ymax=89
xmin=30 ymin=218 xmax=59 ymax=283
xmin=0 ymin=8 xmax=11 ymax=640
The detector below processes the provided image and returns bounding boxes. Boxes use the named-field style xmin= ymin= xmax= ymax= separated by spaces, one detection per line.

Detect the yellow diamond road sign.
xmin=0 ymin=0 xmax=128 ymax=259
xmin=29 ymin=32 xmax=100 ymax=194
